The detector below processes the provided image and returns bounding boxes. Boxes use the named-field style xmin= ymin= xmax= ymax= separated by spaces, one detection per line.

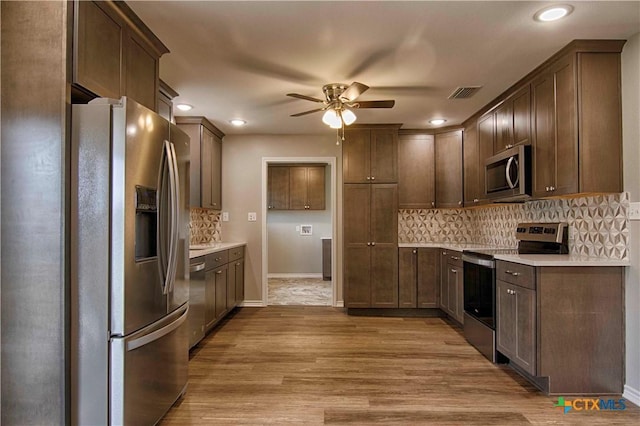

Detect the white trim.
xmin=239 ymin=300 xmax=266 ymax=308
xmin=335 ymin=300 xmax=344 ymax=308
xmin=624 ymin=384 xmax=640 ymax=407
xmin=262 ymin=157 xmax=338 ymax=307
xmin=268 ymin=273 xmax=323 ymax=279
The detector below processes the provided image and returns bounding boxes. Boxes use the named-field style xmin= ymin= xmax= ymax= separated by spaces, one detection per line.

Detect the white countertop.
xmin=398 ymin=242 xmax=629 ymax=267
xmin=189 ymin=242 xmax=246 ymax=259
xmin=495 ymin=253 xmax=630 ymax=267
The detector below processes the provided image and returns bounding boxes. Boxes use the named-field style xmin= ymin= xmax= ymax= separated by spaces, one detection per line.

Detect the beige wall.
xmin=221 ymin=134 xmax=342 ymax=303
xmin=622 ymin=32 xmax=640 ymax=402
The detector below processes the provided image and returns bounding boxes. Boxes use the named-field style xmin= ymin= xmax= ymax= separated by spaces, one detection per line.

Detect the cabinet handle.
xmin=506 ymin=144 xmax=513 ymax=149
xmin=458 ymin=201 xmax=462 ymax=206
xmin=451 ymin=256 xmax=460 ymax=260
xmin=215 ymin=257 xmax=222 ymax=261
xmin=431 ymin=201 xmax=435 ymax=208
xmin=451 ymin=269 xmax=457 ymax=273
xmin=236 ymin=262 xmax=241 ymax=266
xmin=550 ymin=186 xmax=555 ymax=191
xmin=442 ymin=251 xmax=447 ymax=255
xmin=473 ymin=198 xmax=479 ymax=203
xmin=505 ymin=270 xmax=520 ymax=276
xmin=216 ymin=270 xmax=223 ymax=275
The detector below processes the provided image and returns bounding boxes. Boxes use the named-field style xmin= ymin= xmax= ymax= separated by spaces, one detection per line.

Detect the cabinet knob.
xmin=442 ymin=251 xmax=447 ymax=255
xmin=366 ymin=176 xmax=371 ymax=180
xmin=367 ymin=242 xmax=371 ymax=246
xmin=451 ymin=256 xmax=460 ymax=260
xmin=371 ymin=176 xmax=376 ymax=180
xmin=550 ymin=186 xmax=555 ymax=191
xmin=412 ymin=249 xmax=417 ymax=254
xmin=458 ymin=201 xmax=462 ymax=206
xmin=371 ymin=242 xmax=376 ymax=246
xmin=473 ymin=198 xmax=479 ymax=203
xmin=431 ymin=201 xmax=435 ymax=208
xmin=451 ymin=268 xmax=457 ymax=273
xmin=216 ymin=270 xmax=223 ymax=275
xmin=268 ymin=205 xmax=272 ymax=209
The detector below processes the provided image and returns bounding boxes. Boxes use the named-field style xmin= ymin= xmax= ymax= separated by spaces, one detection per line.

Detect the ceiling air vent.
xmin=448 ymin=86 xmax=482 ymax=99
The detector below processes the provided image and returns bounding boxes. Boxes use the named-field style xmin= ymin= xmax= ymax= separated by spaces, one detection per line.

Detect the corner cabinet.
xmin=176 ymin=117 xmax=224 ymax=209
xmin=435 ymin=130 xmax=463 ymax=208
xmin=398 ymin=132 xmax=436 ymax=209
xmin=532 ymin=42 xmax=624 ymax=198
xmin=344 ymin=184 xmax=398 ymax=308
xmin=72 ymin=0 xmax=168 ymax=111
xmin=343 ymin=125 xmax=400 ymax=184
xmin=496 ymin=261 xmax=624 ymax=394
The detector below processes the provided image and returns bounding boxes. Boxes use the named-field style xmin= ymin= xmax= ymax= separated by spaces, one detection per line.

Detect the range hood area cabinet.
xmin=267 ymin=164 xmax=326 ymax=210
xmin=531 ymin=44 xmax=624 ymax=198
xmin=72 ymin=0 xmax=168 ymax=110
xmin=435 ymin=130 xmax=464 ymax=209
xmin=176 ymin=117 xmax=224 ymax=209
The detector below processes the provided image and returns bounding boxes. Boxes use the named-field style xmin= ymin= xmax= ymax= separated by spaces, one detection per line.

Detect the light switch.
xmin=630 ymin=202 xmax=640 ymax=221
xmin=222 ymin=212 xmax=229 ymax=222
xmin=296 ymin=225 xmax=300 ymax=232
xmin=248 ymin=212 xmax=257 ymax=222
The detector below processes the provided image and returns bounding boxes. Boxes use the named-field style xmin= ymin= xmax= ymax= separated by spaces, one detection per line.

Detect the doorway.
xmin=261 ymin=157 xmax=337 ymax=306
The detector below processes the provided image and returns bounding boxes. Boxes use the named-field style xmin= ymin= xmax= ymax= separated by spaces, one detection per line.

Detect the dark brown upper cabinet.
xmin=267 ymin=166 xmax=290 ymax=210
xmin=157 ymin=79 xmax=179 ymax=123
xmin=72 ymin=0 xmax=168 ymax=111
xmin=398 ymin=132 xmax=435 ymax=209
xmin=267 ymin=165 xmax=326 ymax=211
xmin=494 ymin=85 xmax=531 ymax=154
xmin=343 ymin=126 xmax=400 ymax=184
xmin=435 ymin=130 xmax=463 ymax=209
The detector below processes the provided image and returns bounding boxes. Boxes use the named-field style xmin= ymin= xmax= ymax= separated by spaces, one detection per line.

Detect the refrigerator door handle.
xmin=126 ymin=305 xmax=189 ymax=351
xmin=168 ymin=141 xmax=180 ymax=293
xmin=157 ymin=141 xmax=176 ymax=295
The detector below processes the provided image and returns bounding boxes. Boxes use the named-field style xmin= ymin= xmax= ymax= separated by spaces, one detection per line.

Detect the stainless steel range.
xmin=462 ymin=222 xmax=568 ymax=362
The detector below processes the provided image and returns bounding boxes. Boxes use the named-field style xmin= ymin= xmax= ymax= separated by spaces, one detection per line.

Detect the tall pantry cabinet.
xmin=343 ymin=125 xmax=400 ymax=309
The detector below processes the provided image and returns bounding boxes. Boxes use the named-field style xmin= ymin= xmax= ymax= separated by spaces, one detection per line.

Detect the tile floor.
xmin=268 ymin=277 xmax=332 ymax=306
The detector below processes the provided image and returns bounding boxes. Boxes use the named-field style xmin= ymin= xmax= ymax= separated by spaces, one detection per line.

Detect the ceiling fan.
xmin=287 ymin=82 xmax=395 ymax=129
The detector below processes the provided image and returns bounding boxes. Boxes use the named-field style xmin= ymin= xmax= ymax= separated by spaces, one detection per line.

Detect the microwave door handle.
xmin=168 ymin=141 xmax=180 ymax=293
xmin=505 ymin=156 xmax=519 ymax=189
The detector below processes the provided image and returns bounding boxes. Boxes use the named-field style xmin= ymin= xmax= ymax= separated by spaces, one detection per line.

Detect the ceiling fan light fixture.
xmin=341 ymin=109 xmax=357 ymax=126
xmin=429 ymin=118 xmax=447 ymax=125
xmin=322 ymin=109 xmax=342 ymax=129
xmin=534 ymin=4 xmax=573 ymax=22
xmin=175 ymin=103 xmax=193 ymax=111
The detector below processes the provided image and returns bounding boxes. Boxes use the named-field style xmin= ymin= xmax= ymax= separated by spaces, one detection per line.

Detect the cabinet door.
xmin=496 ymin=280 xmax=516 ymax=359
xmin=513 ymin=285 xmax=536 ymax=375
xmin=306 ymin=166 xmax=326 ymax=210
xmin=532 ymin=72 xmax=556 ymax=198
xmin=343 ymin=184 xmax=371 ymax=308
xmin=417 ymin=248 xmax=439 ymax=308
xmin=234 ymin=259 xmax=244 ymax=305
xmin=204 ymin=270 xmax=216 ymax=328
xmin=157 ymin=91 xmax=173 ymax=123
xmin=512 ymin=85 xmax=531 ymax=147
xmin=268 ymin=166 xmax=290 ymax=210
xmin=214 ymin=266 xmax=228 ymax=320
xmin=201 ymin=127 xmax=214 ymax=208
xmin=439 ymin=251 xmax=449 ymax=311
xmin=398 ymin=248 xmax=417 ymax=308
xmin=343 ymin=129 xmax=371 ymax=183
xmin=125 ymin=31 xmax=158 ymax=111
xmin=74 ymin=0 xmax=124 ymax=98
xmin=227 ymin=262 xmax=236 ymax=311
xmin=398 ymin=134 xmax=435 ymax=208
xmin=495 ymin=103 xmax=513 ymax=153
xmin=455 ymin=265 xmax=464 ymax=324
xmin=371 ymin=129 xmax=398 ymax=183
xmin=370 ymin=184 xmax=398 ymax=308
xmin=289 ymin=166 xmax=307 ymax=210
xmin=435 ymin=130 xmax=463 ymax=208
xmin=463 ymin=123 xmax=479 ymax=206
xmin=447 ymin=266 xmax=458 ymax=317
xmin=553 ymin=56 xmax=578 ymax=196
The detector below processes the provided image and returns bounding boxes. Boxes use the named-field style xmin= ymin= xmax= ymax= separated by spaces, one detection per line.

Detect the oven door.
xmin=462 ymin=255 xmax=496 ymax=329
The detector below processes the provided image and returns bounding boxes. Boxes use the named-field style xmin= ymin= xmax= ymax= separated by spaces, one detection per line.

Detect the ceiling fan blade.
xmin=339 ymin=82 xmax=369 ymax=102
xmin=353 ymin=100 xmax=395 ymax=109
xmin=290 ymin=107 xmax=325 ymax=117
xmin=287 ymin=93 xmax=325 ymax=103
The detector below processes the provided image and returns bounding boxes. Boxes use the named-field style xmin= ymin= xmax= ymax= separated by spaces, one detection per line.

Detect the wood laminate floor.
xmin=161 ymin=306 xmax=639 ymax=425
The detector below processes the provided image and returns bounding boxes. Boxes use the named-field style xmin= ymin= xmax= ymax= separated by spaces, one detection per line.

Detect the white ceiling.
xmin=128 ymin=1 xmax=640 ymax=135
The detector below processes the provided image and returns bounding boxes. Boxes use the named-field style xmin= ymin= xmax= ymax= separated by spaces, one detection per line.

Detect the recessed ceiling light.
xmin=229 ymin=119 xmax=246 ymax=126
xmin=429 ymin=119 xmax=446 ymax=125
xmin=534 ymin=4 xmax=574 ymax=22
xmin=175 ymin=103 xmax=193 ymax=111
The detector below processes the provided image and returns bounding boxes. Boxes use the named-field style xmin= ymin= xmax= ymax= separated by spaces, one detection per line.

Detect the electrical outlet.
xmin=296 ymin=225 xmax=300 ymax=232
xmin=222 ymin=212 xmax=229 ymax=222
xmin=248 ymin=212 xmax=257 ymax=222
xmin=630 ymin=202 xmax=640 ymax=221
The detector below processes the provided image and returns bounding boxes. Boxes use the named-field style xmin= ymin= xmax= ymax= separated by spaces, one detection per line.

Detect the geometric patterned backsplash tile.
xmin=399 ymin=192 xmax=629 ymax=260
xmin=189 ymin=208 xmax=222 ymax=245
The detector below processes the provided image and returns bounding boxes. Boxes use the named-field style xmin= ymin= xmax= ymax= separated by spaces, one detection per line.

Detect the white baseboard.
xmin=238 ymin=300 xmax=266 ymax=307
xmin=334 ymin=300 xmax=344 ymax=308
xmin=268 ymin=273 xmax=323 ymax=279
xmin=624 ymin=384 xmax=640 ymax=407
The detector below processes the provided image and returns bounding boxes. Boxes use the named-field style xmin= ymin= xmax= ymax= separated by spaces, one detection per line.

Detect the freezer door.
xmin=168 ymin=123 xmax=191 ymax=312
xmin=110 ymin=304 xmax=189 ymax=426
xmin=112 ymin=98 xmax=171 ymax=335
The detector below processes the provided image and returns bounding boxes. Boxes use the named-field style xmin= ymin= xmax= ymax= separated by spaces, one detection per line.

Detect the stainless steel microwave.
xmin=484 ymin=144 xmax=532 ymax=202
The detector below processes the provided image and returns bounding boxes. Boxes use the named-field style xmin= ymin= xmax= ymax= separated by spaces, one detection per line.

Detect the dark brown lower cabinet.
xmin=399 ymin=248 xmax=440 ymax=308
xmin=204 ymin=269 xmax=216 ymax=329
xmin=438 ymin=250 xmax=464 ymax=323
xmin=214 ymin=265 xmax=228 ymax=321
xmin=229 ymin=258 xmax=244 ymax=306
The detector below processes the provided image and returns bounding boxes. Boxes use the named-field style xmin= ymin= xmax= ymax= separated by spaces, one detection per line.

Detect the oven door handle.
xmin=462 ymin=254 xmax=496 ymax=269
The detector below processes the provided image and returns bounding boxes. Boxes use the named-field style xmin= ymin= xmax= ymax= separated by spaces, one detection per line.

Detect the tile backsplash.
xmin=190 ymin=208 xmax=222 ymax=245
xmin=399 ymin=193 xmax=629 ymax=259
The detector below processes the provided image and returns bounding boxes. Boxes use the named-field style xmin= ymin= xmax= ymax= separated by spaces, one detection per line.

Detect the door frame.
xmin=261 ymin=157 xmax=338 ymax=306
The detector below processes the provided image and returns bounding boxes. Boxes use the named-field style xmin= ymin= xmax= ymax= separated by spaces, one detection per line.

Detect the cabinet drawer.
xmin=497 ymin=261 xmax=535 ymax=290
xmin=447 ymin=251 xmax=463 ymax=268
xmin=228 ymin=246 xmax=244 ymax=262
xmin=206 ymin=250 xmax=229 ymax=270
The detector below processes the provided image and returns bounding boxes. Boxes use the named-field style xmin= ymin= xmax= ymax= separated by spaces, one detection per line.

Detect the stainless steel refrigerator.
xmin=71 ymin=97 xmax=190 ymax=425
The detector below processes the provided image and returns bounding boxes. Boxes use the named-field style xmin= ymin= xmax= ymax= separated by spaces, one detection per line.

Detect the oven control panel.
xmin=516 ymin=222 xmax=566 ymax=243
